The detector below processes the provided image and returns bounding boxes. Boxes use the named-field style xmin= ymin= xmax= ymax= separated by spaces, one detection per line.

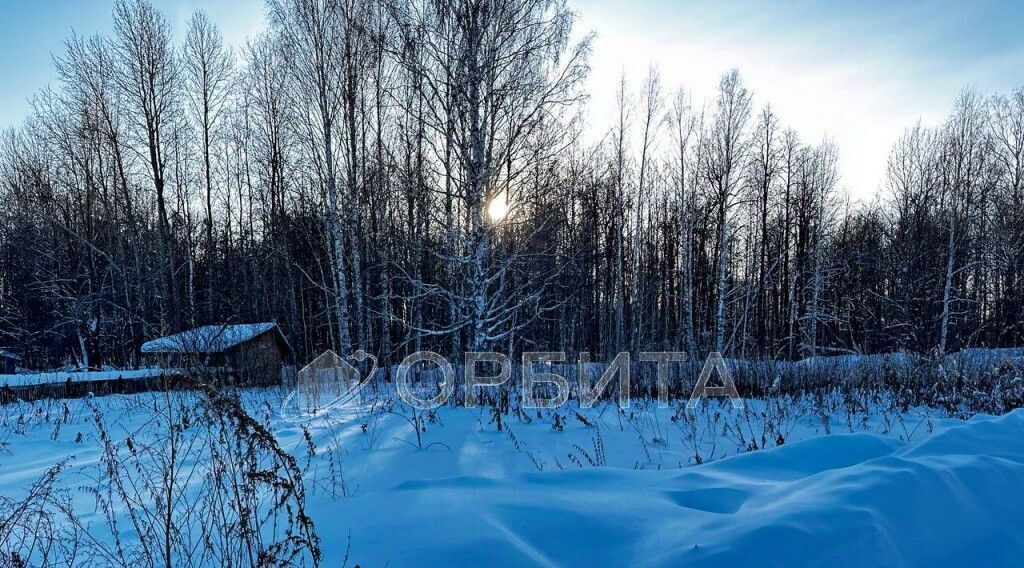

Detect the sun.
xmin=487 ymin=193 xmax=509 ymax=223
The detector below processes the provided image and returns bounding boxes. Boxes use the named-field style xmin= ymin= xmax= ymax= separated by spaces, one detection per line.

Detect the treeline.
xmin=1 ymin=0 xmax=1023 ymax=369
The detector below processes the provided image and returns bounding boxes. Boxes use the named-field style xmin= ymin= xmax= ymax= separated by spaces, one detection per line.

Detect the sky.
xmin=2 ymin=1 xmax=1023 ymax=200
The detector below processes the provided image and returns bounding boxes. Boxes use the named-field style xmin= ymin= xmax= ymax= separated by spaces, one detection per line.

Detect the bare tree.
xmin=112 ymin=0 xmax=182 ymax=332
xmin=184 ymin=10 xmax=234 ymax=323
xmin=390 ymin=0 xmax=591 ymax=351
xmin=703 ymin=70 xmax=752 ymax=352
xmin=268 ymin=0 xmax=355 ymax=355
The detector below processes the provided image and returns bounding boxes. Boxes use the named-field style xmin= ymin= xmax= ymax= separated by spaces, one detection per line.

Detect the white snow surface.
xmin=2 ymin=390 xmax=1023 ymax=566
xmin=307 ymin=407 xmax=1024 ymax=566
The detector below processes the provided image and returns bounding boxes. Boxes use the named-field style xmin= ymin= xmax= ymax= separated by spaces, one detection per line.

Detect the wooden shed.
xmin=0 ymin=349 xmax=20 ymax=374
xmin=140 ymin=323 xmax=293 ymax=384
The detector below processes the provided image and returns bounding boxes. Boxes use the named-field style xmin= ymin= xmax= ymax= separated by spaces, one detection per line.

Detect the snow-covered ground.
xmin=1 ymin=388 xmax=1022 ymax=566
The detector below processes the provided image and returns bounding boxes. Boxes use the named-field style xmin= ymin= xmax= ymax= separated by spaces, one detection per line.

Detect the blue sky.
xmin=0 ymin=0 xmax=264 ymax=126
xmin=2 ymin=0 xmax=1022 ymax=199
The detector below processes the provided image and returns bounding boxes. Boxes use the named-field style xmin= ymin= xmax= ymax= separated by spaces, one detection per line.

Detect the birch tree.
xmin=703 ymin=70 xmax=752 ymax=352
xmin=268 ymin=0 xmax=354 ymax=354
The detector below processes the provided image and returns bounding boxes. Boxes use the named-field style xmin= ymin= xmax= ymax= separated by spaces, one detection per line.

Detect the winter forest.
xmin=3 ymin=0 xmax=1023 ymax=370
xmin=6 ymin=1 xmax=1024 ymax=566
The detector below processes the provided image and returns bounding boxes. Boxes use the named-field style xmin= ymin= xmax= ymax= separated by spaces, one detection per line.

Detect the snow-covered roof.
xmin=141 ymin=323 xmax=289 ymax=355
xmin=0 ymin=348 xmax=20 ymax=361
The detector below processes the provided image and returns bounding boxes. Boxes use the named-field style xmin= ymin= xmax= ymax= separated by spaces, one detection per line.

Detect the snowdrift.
xmin=3 ymin=392 xmax=1023 ymax=566
xmin=330 ymin=410 xmax=1024 ymax=566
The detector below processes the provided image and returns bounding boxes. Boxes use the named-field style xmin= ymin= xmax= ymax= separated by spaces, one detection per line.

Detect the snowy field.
xmin=2 ymin=386 xmax=1023 ymax=566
